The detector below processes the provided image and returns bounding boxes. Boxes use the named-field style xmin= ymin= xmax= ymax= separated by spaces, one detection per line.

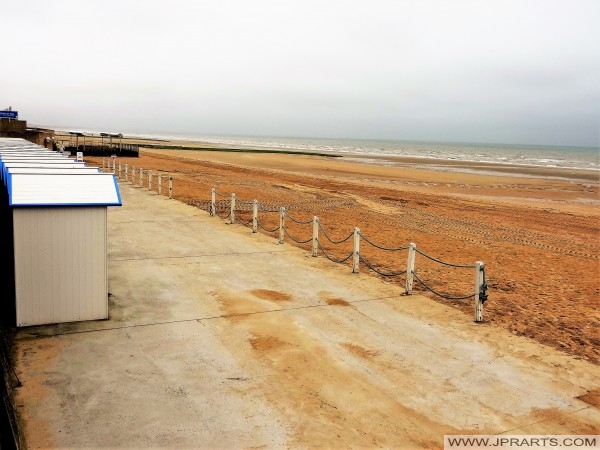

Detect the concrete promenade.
xmin=12 ymin=182 xmax=600 ymax=449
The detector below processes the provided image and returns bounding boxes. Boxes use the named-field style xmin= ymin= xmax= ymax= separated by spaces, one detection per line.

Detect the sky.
xmin=1 ymin=0 xmax=599 ymax=147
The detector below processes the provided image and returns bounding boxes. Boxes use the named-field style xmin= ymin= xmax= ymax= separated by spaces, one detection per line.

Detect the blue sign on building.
xmin=0 ymin=111 xmax=18 ymax=119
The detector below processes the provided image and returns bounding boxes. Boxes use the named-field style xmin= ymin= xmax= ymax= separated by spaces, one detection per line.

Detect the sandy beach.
xmin=85 ymin=140 xmax=599 ymax=365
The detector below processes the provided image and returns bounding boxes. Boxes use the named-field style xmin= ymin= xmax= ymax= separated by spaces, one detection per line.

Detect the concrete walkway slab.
xmin=12 ymin=183 xmax=600 ymax=449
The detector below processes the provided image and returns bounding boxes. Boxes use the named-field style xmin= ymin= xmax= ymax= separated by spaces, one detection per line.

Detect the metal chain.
xmin=258 ymin=202 xmax=280 ymax=212
xmin=415 ymin=248 xmax=476 ymax=269
xmin=216 ymin=210 xmax=231 ymax=220
xmin=214 ymin=200 xmax=230 ymax=209
xmin=256 ymin=217 xmax=280 ymax=233
xmin=479 ymin=265 xmax=489 ymax=303
xmin=316 ymin=240 xmax=354 ymax=264
xmin=237 ymin=216 xmax=254 ymax=226
xmin=317 ymin=221 xmax=354 ymax=244
xmin=358 ymin=254 xmax=407 ymax=277
xmin=283 ymin=227 xmax=313 ymax=244
xmin=412 ymin=272 xmax=474 ymax=300
xmin=357 ymin=231 xmax=410 ymax=252
xmin=285 ymin=212 xmax=313 ymax=225
xmin=207 ymin=193 xmax=483 ymax=294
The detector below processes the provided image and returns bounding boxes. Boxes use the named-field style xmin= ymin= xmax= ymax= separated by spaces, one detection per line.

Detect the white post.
xmin=405 ymin=242 xmax=416 ymax=294
xmin=118 ymin=162 xmax=122 ymax=179
xmin=112 ymin=158 xmax=116 ymax=174
xmin=210 ymin=188 xmax=216 ymax=216
xmin=230 ymin=193 xmax=236 ymax=224
xmin=475 ymin=261 xmax=485 ymax=323
xmin=279 ymin=207 xmax=285 ymax=244
xmin=102 ymin=158 xmax=107 ymax=172
xmin=168 ymin=177 xmax=173 ymax=199
xmin=139 ymin=169 xmax=144 ymax=188
xmin=352 ymin=227 xmax=360 ymax=273
xmin=125 ymin=164 xmax=129 ymax=182
xmin=312 ymin=216 xmax=319 ymax=256
xmin=131 ymin=166 xmax=136 ymax=184
xmin=252 ymin=200 xmax=258 ymax=233
xmin=148 ymin=171 xmax=152 ymax=191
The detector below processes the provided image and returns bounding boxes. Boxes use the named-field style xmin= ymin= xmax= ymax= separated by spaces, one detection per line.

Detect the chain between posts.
xmin=92 ymin=171 xmax=489 ymax=320
xmin=101 ymin=158 xmax=171 ymax=198
xmin=115 ymin=181 xmax=489 ymax=323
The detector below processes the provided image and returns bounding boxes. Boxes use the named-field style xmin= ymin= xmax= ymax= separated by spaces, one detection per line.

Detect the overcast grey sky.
xmin=2 ymin=0 xmax=599 ymax=146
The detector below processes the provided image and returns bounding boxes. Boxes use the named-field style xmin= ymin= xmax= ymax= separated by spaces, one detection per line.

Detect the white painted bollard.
xmin=230 ymin=193 xmax=236 ymax=224
xmin=474 ymin=261 xmax=485 ymax=322
xmin=210 ymin=188 xmax=216 ymax=216
xmin=279 ymin=207 xmax=286 ymax=244
xmin=131 ymin=166 xmax=136 ymax=184
xmin=118 ymin=162 xmax=122 ymax=179
xmin=252 ymin=200 xmax=258 ymax=233
xmin=168 ymin=177 xmax=173 ymax=199
xmin=158 ymin=174 xmax=162 ymax=195
xmin=112 ymin=158 xmax=116 ymax=174
xmin=405 ymin=242 xmax=416 ymax=294
xmin=148 ymin=171 xmax=153 ymax=191
xmin=125 ymin=164 xmax=129 ymax=182
xmin=352 ymin=227 xmax=360 ymax=273
xmin=312 ymin=216 xmax=319 ymax=256
xmin=139 ymin=169 xmax=144 ymax=188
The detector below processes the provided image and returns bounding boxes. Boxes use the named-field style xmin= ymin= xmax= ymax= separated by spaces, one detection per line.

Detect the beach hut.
xmin=0 ymin=162 xmax=88 ymax=183
xmin=0 ymin=138 xmax=122 ymax=327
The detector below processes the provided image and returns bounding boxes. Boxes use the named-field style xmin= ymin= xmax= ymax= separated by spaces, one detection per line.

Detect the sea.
xmin=56 ymin=128 xmax=600 ymax=174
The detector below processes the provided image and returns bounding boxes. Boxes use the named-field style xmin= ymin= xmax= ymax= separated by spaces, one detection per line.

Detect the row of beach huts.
xmin=0 ymin=137 xmax=122 ymax=327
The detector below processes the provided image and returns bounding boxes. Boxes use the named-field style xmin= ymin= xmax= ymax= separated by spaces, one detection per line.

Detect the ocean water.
xmin=129 ymin=133 xmax=599 ymax=172
xmin=61 ymin=126 xmax=598 ymax=172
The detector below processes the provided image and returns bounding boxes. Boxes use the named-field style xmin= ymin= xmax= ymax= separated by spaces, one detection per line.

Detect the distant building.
xmin=0 ymin=117 xmax=54 ymax=146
